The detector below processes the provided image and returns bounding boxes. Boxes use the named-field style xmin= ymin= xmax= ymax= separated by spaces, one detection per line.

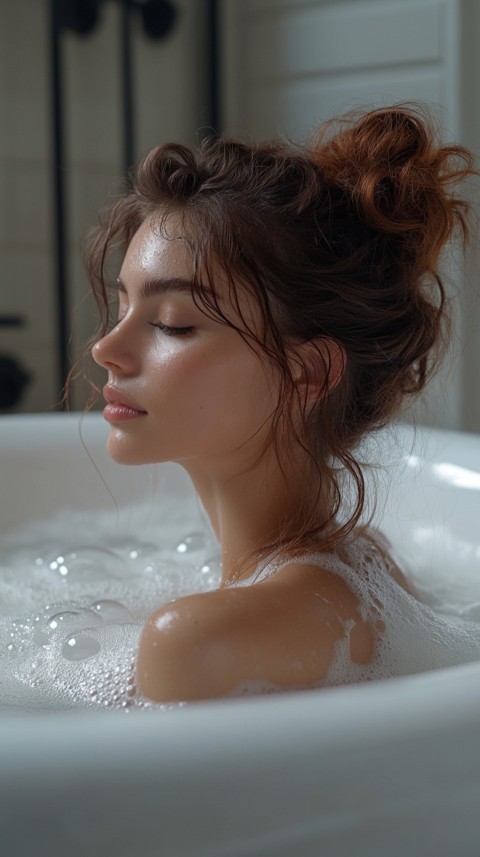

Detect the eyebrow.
xmin=116 ymin=276 xmax=211 ymax=299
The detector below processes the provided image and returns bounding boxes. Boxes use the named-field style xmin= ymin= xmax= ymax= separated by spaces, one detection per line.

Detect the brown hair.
xmin=83 ymin=104 xmax=475 ymax=572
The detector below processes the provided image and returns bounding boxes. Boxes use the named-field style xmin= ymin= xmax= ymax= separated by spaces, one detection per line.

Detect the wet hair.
xmin=83 ymin=104 xmax=475 ymax=572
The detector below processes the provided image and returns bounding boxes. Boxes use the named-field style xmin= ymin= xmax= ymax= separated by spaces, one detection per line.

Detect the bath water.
xmin=2 ymin=493 xmax=480 ymax=711
xmin=0 ymin=496 xmax=221 ymax=712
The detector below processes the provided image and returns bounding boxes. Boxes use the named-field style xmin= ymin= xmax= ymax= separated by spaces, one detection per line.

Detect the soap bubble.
xmin=127 ymin=542 xmax=158 ymax=561
xmin=4 ymin=617 xmax=34 ymax=652
xmin=106 ymin=538 xmax=160 ymax=576
xmin=12 ymin=542 xmax=60 ymax=570
xmin=47 ymin=547 xmax=126 ymax=582
xmin=200 ymin=556 xmax=222 ymax=586
xmin=124 ymin=543 xmax=166 ymax=577
xmin=50 ymin=608 xmax=102 ymax=631
xmin=0 ymin=508 xmax=223 ymax=710
xmin=89 ymin=600 xmax=133 ymax=623
xmin=62 ymin=631 xmax=101 ymax=662
xmin=175 ymin=532 xmax=208 ymax=554
xmin=141 ymin=560 xmax=160 ymax=575
xmin=34 ymin=607 xmax=103 ymax=646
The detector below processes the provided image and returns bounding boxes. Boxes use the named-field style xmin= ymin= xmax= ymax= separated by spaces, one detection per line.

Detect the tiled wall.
xmin=0 ymin=0 xmax=57 ymax=412
xmin=0 ymin=0 xmax=208 ymax=412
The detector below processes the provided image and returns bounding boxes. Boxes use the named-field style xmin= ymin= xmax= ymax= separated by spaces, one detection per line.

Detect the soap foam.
xmin=283 ymin=532 xmax=480 ymax=688
xmin=0 ymin=500 xmax=221 ymax=712
xmin=2 ymin=500 xmax=480 ymax=711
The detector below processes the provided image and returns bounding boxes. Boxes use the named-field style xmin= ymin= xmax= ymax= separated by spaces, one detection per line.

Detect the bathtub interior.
xmin=1 ymin=413 xmax=480 ymax=857
xmin=0 ymin=412 xmax=196 ymax=535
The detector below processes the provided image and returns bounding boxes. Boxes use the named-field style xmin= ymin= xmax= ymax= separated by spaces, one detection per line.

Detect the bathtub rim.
xmin=1 ymin=657 xmax=480 ymax=857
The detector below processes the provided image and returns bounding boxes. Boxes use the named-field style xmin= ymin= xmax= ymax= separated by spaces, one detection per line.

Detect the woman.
xmin=89 ymin=105 xmax=476 ymax=702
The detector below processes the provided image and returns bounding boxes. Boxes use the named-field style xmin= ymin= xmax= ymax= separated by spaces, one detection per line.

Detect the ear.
xmin=288 ymin=337 xmax=345 ymax=402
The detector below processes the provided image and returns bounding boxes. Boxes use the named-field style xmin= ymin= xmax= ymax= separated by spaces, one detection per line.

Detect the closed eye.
xmin=152 ymin=321 xmax=194 ymax=336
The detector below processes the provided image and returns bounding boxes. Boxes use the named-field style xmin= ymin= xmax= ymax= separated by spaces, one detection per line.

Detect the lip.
xmin=102 ymin=386 xmax=148 ymax=422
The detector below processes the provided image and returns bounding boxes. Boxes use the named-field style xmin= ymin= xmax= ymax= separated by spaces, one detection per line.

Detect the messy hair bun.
xmin=305 ymin=105 xmax=474 ymax=415
xmin=314 ymin=106 xmax=470 ymax=263
xmin=85 ymin=103 xmax=476 ymax=564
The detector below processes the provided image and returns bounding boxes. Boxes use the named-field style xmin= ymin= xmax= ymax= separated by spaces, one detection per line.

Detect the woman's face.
xmin=92 ymin=216 xmax=280 ymax=476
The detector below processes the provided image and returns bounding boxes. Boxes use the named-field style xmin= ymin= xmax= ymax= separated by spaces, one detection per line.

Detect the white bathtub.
xmin=1 ymin=413 xmax=480 ymax=857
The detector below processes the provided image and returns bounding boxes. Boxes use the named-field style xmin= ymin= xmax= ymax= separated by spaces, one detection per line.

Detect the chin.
xmin=106 ymin=429 xmax=177 ymax=466
xmin=106 ymin=431 xmax=152 ymax=466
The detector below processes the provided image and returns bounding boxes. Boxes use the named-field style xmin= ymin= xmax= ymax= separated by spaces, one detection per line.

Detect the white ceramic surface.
xmin=1 ymin=413 xmax=479 ymax=857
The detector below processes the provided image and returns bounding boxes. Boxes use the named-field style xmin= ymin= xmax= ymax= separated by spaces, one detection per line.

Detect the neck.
xmin=180 ymin=449 xmax=326 ymax=585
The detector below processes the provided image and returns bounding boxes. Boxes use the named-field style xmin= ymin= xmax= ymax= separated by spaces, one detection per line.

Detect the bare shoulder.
xmin=358 ymin=528 xmax=414 ymax=595
xmin=136 ymin=561 xmax=374 ymax=703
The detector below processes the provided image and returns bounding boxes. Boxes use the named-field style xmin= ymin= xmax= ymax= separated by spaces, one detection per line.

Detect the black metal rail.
xmin=120 ymin=0 xmax=135 ymax=177
xmin=47 ymin=0 xmax=216 ymax=402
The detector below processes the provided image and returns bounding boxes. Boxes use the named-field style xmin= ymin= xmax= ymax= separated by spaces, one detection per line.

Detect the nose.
xmin=92 ymin=324 xmax=135 ymax=374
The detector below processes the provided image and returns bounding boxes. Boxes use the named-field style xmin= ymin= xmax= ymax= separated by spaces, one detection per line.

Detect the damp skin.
xmin=92 ymin=216 xmax=345 ymax=588
xmin=92 ymin=215 xmax=370 ymax=703
xmin=92 ymin=217 xmax=282 ymax=476
xmin=138 ymin=560 xmax=375 ymax=702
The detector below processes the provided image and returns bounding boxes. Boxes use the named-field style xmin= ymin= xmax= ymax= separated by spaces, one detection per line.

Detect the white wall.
xmin=221 ymin=0 xmax=479 ymax=432
xmin=223 ymin=0 xmax=460 ymax=138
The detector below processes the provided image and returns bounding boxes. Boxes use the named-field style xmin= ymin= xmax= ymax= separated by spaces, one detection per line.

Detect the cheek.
xmin=200 ymin=354 xmax=280 ymax=447
xmin=153 ymin=345 xmax=277 ymax=427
